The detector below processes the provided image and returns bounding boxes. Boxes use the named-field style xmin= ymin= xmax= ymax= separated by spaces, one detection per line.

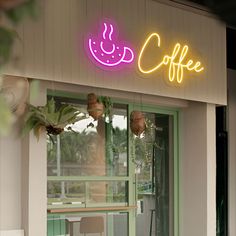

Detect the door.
xmin=132 ymin=109 xmax=177 ymax=236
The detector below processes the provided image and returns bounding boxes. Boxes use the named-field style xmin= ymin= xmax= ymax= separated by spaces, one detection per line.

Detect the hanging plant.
xmin=87 ymin=93 xmax=112 ymax=121
xmin=0 ymin=0 xmax=37 ymax=66
xmin=130 ymin=115 xmax=161 ymax=171
xmin=22 ymin=98 xmax=85 ymax=139
xmin=0 ymin=0 xmax=37 ymax=135
xmin=130 ymin=110 xmax=146 ymax=136
xmin=0 ymin=27 xmax=16 ymax=65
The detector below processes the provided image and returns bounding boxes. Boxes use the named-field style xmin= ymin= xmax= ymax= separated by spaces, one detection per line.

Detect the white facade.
xmin=0 ymin=0 xmax=227 ymax=236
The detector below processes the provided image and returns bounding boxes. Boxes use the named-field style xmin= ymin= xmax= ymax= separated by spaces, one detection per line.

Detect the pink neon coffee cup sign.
xmin=86 ymin=20 xmax=135 ymax=70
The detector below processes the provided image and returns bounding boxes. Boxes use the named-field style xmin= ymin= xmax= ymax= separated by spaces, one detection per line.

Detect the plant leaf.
xmin=46 ymin=111 xmax=60 ymax=125
xmin=21 ymin=116 xmax=40 ymax=136
xmin=5 ymin=0 xmax=37 ymax=24
xmin=22 ymin=99 xmax=86 ymax=137
xmin=58 ymin=105 xmax=79 ymax=125
xmin=33 ymin=123 xmax=45 ymax=140
xmin=0 ymin=27 xmax=15 ymax=65
xmin=47 ymin=98 xmax=56 ymax=114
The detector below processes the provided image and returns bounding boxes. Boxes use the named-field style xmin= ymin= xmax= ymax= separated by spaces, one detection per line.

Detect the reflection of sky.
xmin=67 ymin=116 xmax=97 ymax=133
xmin=113 ymin=115 xmax=127 ymax=129
xmin=67 ymin=115 xmax=127 ymax=133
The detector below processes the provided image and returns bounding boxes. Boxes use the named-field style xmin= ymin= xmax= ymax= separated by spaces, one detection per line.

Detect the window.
xmin=47 ymin=93 xmax=179 ymax=236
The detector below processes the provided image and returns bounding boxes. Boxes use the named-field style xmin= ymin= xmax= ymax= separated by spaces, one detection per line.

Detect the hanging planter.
xmin=87 ymin=93 xmax=112 ymax=121
xmin=87 ymin=93 xmax=104 ymax=120
xmin=130 ymin=111 xmax=146 ymax=136
xmin=22 ymin=98 xmax=85 ymax=139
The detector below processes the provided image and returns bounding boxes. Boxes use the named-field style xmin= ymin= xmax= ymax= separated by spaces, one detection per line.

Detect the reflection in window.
xmin=135 ymin=112 xmax=174 ymax=236
xmin=47 ymin=98 xmax=129 ymax=209
xmin=47 ymin=103 xmax=128 ymax=177
xmin=47 ymin=212 xmax=128 ymax=236
xmin=47 ymin=181 xmax=128 ymax=206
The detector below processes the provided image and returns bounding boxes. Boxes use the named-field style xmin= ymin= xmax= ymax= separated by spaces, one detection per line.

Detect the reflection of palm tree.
xmin=47 ymin=120 xmax=129 ymax=202
xmin=113 ymin=127 xmax=127 ymax=153
xmin=61 ymin=131 xmax=97 ymax=163
xmin=47 ymin=131 xmax=99 ymax=176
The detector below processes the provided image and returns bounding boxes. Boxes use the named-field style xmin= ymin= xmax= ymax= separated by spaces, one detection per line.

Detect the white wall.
xmin=180 ymin=102 xmax=216 ymax=236
xmin=0 ymin=1 xmax=224 ymax=233
xmin=0 ymin=83 xmax=47 ymax=236
xmin=0 ymin=230 xmax=24 ymax=236
xmin=0 ymin=125 xmax=22 ymax=230
xmin=21 ymin=85 xmax=47 ymax=236
xmin=227 ymin=69 xmax=236 ymax=236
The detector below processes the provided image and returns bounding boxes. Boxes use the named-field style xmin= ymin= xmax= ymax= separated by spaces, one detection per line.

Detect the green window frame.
xmin=47 ymin=90 xmax=179 ymax=236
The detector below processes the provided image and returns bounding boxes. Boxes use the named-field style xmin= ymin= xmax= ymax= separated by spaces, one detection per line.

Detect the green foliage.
xmin=4 ymin=0 xmax=37 ymax=24
xmin=133 ymin=135 xmax=153 ymax=167
xmin=0 ymin=27 xmax=16 ymax=64
xmin=47 ymin=120 xmax=128 ymax=177
xmin=0 ymin=0 xmax=37 ymax=135
xmin=112 ymin=127 xmax=127 ymax=155
xmin=0 ymin=0 xmax=37 ymax=66
xmin=97 ymin=96 xmax=112 ymax=121
xmin=131 ymin=116 xmax=157 ymax=167
xmin=47 ymin=130 xmax=98 ymax=165
xmin=22 ymin=98 xmax=86 ymax=139
xmin=0 ymin=94 xmax=14 ymax=135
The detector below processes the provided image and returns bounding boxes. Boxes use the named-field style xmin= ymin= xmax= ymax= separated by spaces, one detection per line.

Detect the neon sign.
xmin=85 ymin=20 xmax=204 ymax=84
xmin=138 ymin=33 xmax=204 ymax=84
xmin=87 ymin=20 xmax=134 ymax=69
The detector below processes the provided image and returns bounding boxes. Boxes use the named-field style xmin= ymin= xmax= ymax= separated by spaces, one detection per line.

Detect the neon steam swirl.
xmin=87 ymin=21 xmax=134 ymax=69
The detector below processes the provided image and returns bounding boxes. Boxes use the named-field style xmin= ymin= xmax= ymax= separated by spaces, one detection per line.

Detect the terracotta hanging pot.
xmin=130 ymin=111 xmax=146 ymax=136
xmin=87 ymin=93 xmax=104 ymax=120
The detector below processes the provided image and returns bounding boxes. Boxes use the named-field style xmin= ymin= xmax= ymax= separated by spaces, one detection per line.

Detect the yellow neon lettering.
xmin=194 ymin=62 xmax=204 ymax=72
xmin=138 ymin=33 xmax=163 ymax=73
xmin=186 ymin=60 xmax=194 ymax=70
xmin=138 ymin=33 xmax=204 ymax=84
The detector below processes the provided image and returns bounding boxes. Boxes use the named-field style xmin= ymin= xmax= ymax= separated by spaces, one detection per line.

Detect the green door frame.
xmin=129 ymin=103 xmax=179 ymax=236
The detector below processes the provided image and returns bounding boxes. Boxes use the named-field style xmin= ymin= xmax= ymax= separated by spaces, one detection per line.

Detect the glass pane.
xmin=135 ymin=113 xmax=174 ymax=236
xmin=47 ymin=103 xmax=128 ymax=176
xmin=48 ymin=181 xmax=86 ymax=206
xmin=48 ymin=181 xmax=128 ymax=207
xmin=107 ymin=105 xmax=128 ymax=176
xmin=47 ymin=212 xmax=128 ymax=236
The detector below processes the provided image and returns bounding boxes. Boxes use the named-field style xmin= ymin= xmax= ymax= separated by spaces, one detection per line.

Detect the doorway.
xmin=132 ymin=109 xmax=176 ymax=236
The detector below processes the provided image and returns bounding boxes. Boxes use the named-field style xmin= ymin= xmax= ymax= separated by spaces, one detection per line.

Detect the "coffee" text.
xmin=138 ymin=33 xmax=204 ymax=84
